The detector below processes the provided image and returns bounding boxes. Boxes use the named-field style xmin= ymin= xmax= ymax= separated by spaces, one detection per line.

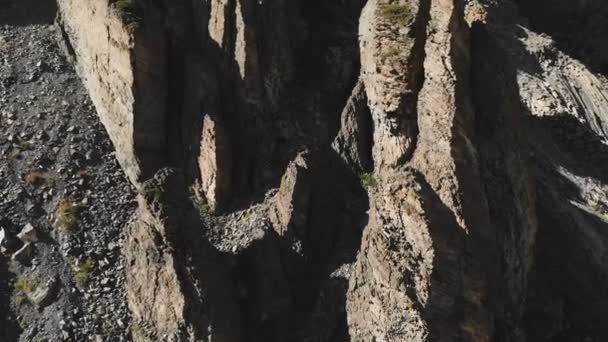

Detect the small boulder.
xmin=17 ymin=223 xmax=38 ymax=243
xmin=11 ymin=243 xmax=36 ymax=264
xmin=29 ymin=276 xmax=59 ymax=307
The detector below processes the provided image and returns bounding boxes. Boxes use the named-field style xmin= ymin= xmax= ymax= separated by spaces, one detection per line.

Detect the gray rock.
xmin=17 ymin=222 xmax=38 ymax=242
xmin=11 ymin=242 xmax=35 ymax=264
xmin=29 ymin=276 xmax=59 ymax=307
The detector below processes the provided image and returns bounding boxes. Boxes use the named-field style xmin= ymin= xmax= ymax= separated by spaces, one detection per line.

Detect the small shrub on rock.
xmin=360 ymin=172 xmax=377 ymax=190
xmin=55 ymin=199 xmax=81 ymax=232
xmin=73 ymin=257 xmax=95 ymax=288
xmin=377 ymin=3 xmax=413 ymax=28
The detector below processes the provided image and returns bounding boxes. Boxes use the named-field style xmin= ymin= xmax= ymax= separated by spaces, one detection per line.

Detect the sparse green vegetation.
xmin=55 ymin=199 xmax=82 ymax=232
xmin=13 ymin=279 xmax=34 ymax=294
xmin=380 ymin=45 xmax=402 ymax=61
xmin=73 ymin=257 xmax=95 ymax=288
xmin=114 ymin=0 xmax=143 ymax=32
xmin=15 ymin=295 xmax=27 ymax=306
xmin=377 ymin=2 xmax=413 ymax=28
xmin=360 ymin=172 xmax=377 ymax=190
xmin=191 ymin=194 xmax=212 ymax=219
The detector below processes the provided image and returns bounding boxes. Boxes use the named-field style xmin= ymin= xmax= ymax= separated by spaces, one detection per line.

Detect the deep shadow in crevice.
xmin=293 ymin=147 xmax=369 ymax=341
xmin=0 ymin=258 xmax=20 ymax=341
xmin=0 ymin=218 xmax=20 ymax=341
xmin=219 ymin=0 xmax=365 ymax=213
xmin=470 ymin=21 xmax=539 ymax=340
xmin=525 ymin=149 xmax=608 ymax=341
xmin=515 ymin=64 xmax=608 ymax=340
xmin=413 ymin=170 xmax=467 ymax=341
xmin=515 ymin=0 xmax=608 ymax=76
xmin=162 ymin=0 xmax=370 ymax=338
xmin=223 ymin=144 xmax=369 ymax=342
xmin=532 ymin=114 xmax=608 ymax=183
xmin=470 ymin=17 xmax=608 ymax=340
xmin=0 ymin=0 xmax=56 ymax=26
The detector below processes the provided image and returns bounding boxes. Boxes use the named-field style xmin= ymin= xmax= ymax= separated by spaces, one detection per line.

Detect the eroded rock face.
xmin=55 ymin=0 xmax=167 ymax=186
xmin=271 ymin=152 xmax=311 ymax=243
xmin=124 ymin=169 xmax=241 ymax=341
xmin=331 ymin=80 xmax=373 ymax=173
xmin=347 ymin=0 xmax=537 ymax=340
xmin=348 ymin=169 xmax=464 ymax=341
xmin=125 ymin=206 xmax=189 ymax=341
xmin=199 ymin=114 xmax=232 ymax=212
xmin=359 ymin=0 xmax=425 ymax=168
xmin=45 ymin=0 xmax=608 ymax=341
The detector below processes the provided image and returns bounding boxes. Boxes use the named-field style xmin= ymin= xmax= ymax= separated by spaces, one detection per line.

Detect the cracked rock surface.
xmin=2 ymin=0 xmax=608 ymax=341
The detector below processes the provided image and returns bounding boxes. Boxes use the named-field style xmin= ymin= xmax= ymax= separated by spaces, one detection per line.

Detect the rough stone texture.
xmin=271 ymin=152 xmax=311 ymax=237
xmin=0 ymin=1 xmax=137 ymax=339
xmin=331 ymin=79 xmax=373 ymax=173
xmin=199 ymin=114 xmax=232 ymax=212
xmin=5 ymin=0 xmax=608 ymax=340
xmin=125 ymin=205 xmax=190 ymax=341
xmin=359 ymin=0 xmax=425 ymax=168
xmin=28 ymin=276 xmax=59 ymax=308
xmin=125 ymin=168 xmax=241 ymax=342
xmin=0 ymin=228 xmax=6 ymax=252
xmin=348 ymin=0 xmax=496 ymax=340
xmin=348 ymin=169 xmax=464 ymax=341
xmin=55 ymin=0 xmax=167 ymax=186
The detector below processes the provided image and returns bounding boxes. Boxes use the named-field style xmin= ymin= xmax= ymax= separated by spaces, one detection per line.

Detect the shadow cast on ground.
xmin=0 ymin=0 xmax=56 ymax=26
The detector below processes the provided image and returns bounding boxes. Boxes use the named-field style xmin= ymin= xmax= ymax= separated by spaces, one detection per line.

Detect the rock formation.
xmin=2 ymin=0 xmax=608 ymax=340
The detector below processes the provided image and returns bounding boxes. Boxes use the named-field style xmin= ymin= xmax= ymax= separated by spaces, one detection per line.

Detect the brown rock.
xmin=199 ymin=113 xmax=232 ymax=212
xmin=124 ymin=168 xmax=241 ymax=341
xmin=331 ymin=79 xmax=373 ymax=172
xmin=271 ymin=152 xmax=312 ymax=242
xmin=56 ymin=0 xmax=167 ymax=186
xmin=359 ymin=0 xmax=425 ymax=168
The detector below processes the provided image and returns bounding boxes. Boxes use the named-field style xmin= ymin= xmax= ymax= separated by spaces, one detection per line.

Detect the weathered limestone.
xmin=124 ymin=169 xmax=242 ymax=342
xmin=125 ymin=197 xmax=194 ymax=341
xmin=56 ymin=0 xmax=167 ymax=186
xmin=28 ymin=277 xmax=59 ymax=308
xmin=359 ymin=0 xmax=425 ymax=168
xmin=331 ymin=79 xmax=373 ymax=172
xmin=271 ymin=152 xmax=312 ymax=256
xmin=199 ymin=114 xmax=232 ymax=212
xmin=348 ymin=169 xmax=464 ymax=341
xmin=409 ymin=0 xmax=498 ymax=338
xmin=347 ymin=0 xmax=535 ymax=340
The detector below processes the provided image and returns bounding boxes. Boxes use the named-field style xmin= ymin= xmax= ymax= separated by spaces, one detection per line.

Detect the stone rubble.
xmin=0 ymin=1 xmax=135 ymax=340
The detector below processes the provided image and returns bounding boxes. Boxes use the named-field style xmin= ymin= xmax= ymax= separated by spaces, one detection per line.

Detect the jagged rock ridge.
xmin=2 ymin=0 xmax=608 ymax=340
